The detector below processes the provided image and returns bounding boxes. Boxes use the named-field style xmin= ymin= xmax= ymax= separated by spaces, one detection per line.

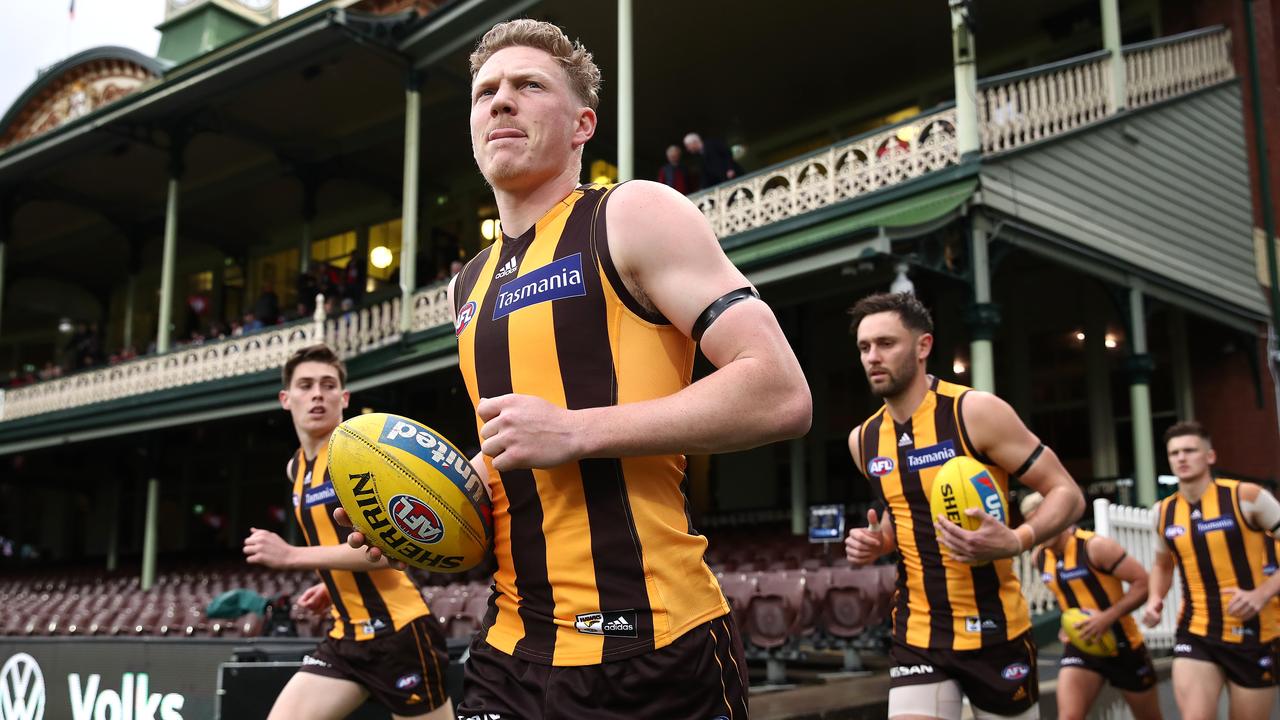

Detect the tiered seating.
xmin=421 ymin=581 xmax=491 ymax=639
xmin=704 ymin=522 xmax=897 ymax=684
xmin=0 ymin=565 xmax=322 ymax=639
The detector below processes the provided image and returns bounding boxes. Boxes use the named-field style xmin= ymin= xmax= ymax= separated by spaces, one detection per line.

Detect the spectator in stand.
xmin=657 ymin=144 xmax=690 ymax=194
xmin=297 ymin=270 xmax=319 ymax=314
xmin=343 ymin=251 xmax=366 ymax=305
xmin=320 ymin=263 xmax=342 ymax=301
xmin=684 ymin=132 xmax=742 ymax=188
xmin=242 ymin=312 xmax=264 ymax=334
xmin=253 ymin=282 xmax=281 ymax=326
xmin=449 ymin=259 xmax=464 ymax=278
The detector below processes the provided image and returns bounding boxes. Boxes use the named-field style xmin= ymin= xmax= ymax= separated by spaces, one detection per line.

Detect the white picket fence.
xmin=1093 ymin=497 xmax=1180 ymax=650
xmin=1015 ymin=497 xmax=1179 ymax=650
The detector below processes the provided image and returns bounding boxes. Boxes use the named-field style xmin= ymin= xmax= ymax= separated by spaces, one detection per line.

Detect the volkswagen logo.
xmin=0 ymin=653 xmax=45 ymax=720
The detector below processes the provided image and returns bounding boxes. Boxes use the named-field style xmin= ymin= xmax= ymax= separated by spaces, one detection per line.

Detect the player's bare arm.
xmin=1073 ymin=534 xmax=1148 ymax=641
xmin=478 ymin=180 xmax=811 ymax=471
xmin=1225 ymin=483 xmax=1280 ymax=620
xmin=845 ymin=425 xmax=897 ymax=565
xmin=1142 ymin=510 xmax=1174 ymax=627
xmin=936 ymin=391 xmax=1083 ymax=564
xmin=244 ymin=526 xmax=394 ymax=571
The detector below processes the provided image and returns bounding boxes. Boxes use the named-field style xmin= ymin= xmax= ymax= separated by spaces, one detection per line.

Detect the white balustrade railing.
xmin=981 ymin=27 xmax=1232 ymax=155
xmin=0 ymin=281 xmax=453 ymax=423
xmin=1126 ymin=27 xmax=1235 ymax=109
xmin=979 ymin=51 xmax=1113 ymax=154
xmin=688 ymin=108 xmax=960 ymax=239
xmin=1094 ymin=498 xmax=1180 ymax=650
xmin=0 ymin=27 xmax=1237 ymax=424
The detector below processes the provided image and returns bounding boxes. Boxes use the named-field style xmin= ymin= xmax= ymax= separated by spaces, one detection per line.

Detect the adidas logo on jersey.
xmin=898 ymin=432 xmax=912 ymax=447
xmin=1191 ymin=508 xmax=1202 ymax=519
xmin=603 ymin=615 xmax=635 ymax=633
xmin=494 ymin=257 xmax=518 ymax=280
xmin=576 ymin=609 xmax=638 ymax=637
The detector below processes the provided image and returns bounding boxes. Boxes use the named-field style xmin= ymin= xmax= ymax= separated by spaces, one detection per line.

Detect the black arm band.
xmin=1011 ymin=443 xmax=1046 ymax=480
xmin=1103 ymin=551 xmax=1128 ymax=575
xmin=691 ymin=286 xmax=759 ymax=342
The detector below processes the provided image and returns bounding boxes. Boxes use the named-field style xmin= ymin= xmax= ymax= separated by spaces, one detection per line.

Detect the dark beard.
xmin=869 ymin=362 xmax=917 ymax=399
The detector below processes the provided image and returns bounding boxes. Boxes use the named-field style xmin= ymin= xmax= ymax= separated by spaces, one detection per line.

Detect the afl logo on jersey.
xmin=868 ymin=456 xmax=895 ymax=477
xmin=1164 ymin=524 xmax=1186 ymax=539
xmin=389 ymin=494 xmax=445 ymax=544
xmin=455 ymin=301 xmax=477 ymax=337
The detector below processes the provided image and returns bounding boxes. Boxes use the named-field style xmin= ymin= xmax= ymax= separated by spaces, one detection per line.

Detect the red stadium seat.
xmin=748 ymin=572 xmax=804 ymax=649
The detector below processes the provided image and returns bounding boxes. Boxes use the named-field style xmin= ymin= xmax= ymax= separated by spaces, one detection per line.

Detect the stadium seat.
xmin=747 ymin=572 xmax=804 ymax=649
xmin=822 ymin=567 xmax=877 ymax=638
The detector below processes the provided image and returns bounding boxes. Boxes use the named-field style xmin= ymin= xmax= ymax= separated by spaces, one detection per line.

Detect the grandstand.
xmin=1 ymin=0 xmax=1279 ymax=718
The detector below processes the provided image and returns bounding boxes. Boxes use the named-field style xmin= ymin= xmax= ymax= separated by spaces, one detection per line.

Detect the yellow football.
xmin=929 ymin=455 xmax=1009 ymax=533
xmin=1061 ymin=606 xmax=1118 ymax=657
xmin=328 ymin=413 xmax=492 ymax=573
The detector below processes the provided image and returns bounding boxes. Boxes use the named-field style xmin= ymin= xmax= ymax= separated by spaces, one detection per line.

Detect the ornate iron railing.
xmin=689 ymin=109 xmax=960 ymax=238
xmin=0 ymin=283 xmax=452 ymax=422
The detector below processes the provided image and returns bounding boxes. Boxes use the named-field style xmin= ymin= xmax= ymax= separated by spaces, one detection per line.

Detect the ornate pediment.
xmin=0 ymin=50 xmax=163 ymax=152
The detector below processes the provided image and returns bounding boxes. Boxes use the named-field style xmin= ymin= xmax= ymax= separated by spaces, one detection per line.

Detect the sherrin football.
xmin=328 ymin=413 xmax=492 ymax=573
xmin=929 ymin=455 xmax=1008 ymax=564
xmin=1061 ymin=606 xmax=1118 ymax=657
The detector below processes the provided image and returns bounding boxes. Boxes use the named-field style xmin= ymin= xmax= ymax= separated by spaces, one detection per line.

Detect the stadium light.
xmin=369 ymin=246 xmax=393 ymax=269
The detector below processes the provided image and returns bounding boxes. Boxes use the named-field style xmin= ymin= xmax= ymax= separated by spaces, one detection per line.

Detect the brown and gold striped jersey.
xmin=1157 ymin=477 xmax=1279 ymax=644
xmin=453 ymin=184 xmax=729 ymax=667
xmin=858 ymin=377 xmax=1031 ymax=650
xmin=1036 ymin=529 xmax=1144 ymax=649
xmin=290 ymin=441 xmax=431 ymax=641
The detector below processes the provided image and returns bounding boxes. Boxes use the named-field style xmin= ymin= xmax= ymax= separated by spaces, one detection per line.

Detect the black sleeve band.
xmin=1011 ymin=443 xmax=1046 ymax=480
xmin=1103 ymin=551 xmax=1128 ymax=575
xmin=691 ymin=286 xmax=759 ymax=342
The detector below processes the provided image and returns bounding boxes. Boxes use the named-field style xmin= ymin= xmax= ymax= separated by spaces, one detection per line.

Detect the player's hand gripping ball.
xmin=329 ymin=413 xmax=492 ymax=573
xmin=929 ymin=455 xmax=1009 ymax=563
xmin=1061 ymin=607 xmax=1119 ymax=657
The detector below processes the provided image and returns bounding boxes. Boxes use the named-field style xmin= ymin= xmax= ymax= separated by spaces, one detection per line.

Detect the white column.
xmin=400 ymin=77 xmax=421 ymax=335
xmin=790 ymin=438 xmax=807 ymax=535
xmin=1128 ymin=287 xmax=1156 ymax=507
xmin=1101 ymin=0 xmax=1126 ymax=112
xmin=951 ymin=0 xmax=980 ymax=158
xmin=157 ymin=177 xmax=179 ymax=353
xmin=141 ymin=477 xmax=160 ymax=591
xmin=969 ymin=222 xmax=996 ymax=392
xmin=617 ymin=0 xmax=635 ymax=181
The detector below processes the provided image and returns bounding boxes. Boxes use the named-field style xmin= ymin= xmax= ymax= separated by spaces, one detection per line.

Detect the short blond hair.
xmin=469 ymin=19 xmax=601 ymax=110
